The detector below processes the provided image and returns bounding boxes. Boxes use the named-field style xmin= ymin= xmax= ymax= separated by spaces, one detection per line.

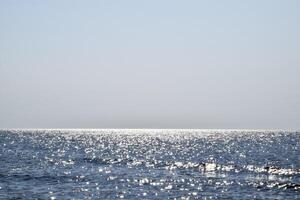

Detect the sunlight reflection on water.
xmin=0 ymin=129 xmax=299 ymax=199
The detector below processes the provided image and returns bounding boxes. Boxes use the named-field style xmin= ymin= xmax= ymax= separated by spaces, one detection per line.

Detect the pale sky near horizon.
xmin=0 ymin=1 xmax=300 ymax=129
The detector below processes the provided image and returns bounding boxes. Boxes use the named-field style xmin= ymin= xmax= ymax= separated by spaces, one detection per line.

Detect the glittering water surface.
xmin=0 ymin=129 xmax=299 ymax=199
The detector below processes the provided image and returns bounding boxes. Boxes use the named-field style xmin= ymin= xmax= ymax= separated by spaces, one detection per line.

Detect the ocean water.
xmin=0 ymin=129 xmax=299 ymax=199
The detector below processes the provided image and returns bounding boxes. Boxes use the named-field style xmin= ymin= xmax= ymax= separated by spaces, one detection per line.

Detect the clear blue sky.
xmin=0 ymin=0 xmax=300 ymax=129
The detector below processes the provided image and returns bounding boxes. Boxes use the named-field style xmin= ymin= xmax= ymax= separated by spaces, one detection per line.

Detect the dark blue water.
xmin=0 ymin=129 xmax=299 ymax=199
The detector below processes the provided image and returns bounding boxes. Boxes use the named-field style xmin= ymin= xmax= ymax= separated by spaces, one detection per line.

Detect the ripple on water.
xmin=0 ymin=129 xmax=299 ymax=199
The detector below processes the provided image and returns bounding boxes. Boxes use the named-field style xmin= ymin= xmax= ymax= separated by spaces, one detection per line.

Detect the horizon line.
xmin=0 ymin=128 xmax=298 ymax=132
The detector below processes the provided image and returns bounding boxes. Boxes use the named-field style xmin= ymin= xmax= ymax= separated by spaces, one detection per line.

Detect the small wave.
xmin=244 ymin=165 xmax=300 ymax=175
xmin=80 ymin=156 xmax=300 ymax=177
xmin=254 ymin=181 xmax=300 ymax=190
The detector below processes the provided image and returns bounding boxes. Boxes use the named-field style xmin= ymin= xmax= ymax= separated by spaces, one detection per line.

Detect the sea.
xmin=0 ymin=129 xmax=299 ymax=199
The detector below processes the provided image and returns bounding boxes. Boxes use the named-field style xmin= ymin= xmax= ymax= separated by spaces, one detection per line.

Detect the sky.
xmin=0 ymin=0 xmax=300 ymax=129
